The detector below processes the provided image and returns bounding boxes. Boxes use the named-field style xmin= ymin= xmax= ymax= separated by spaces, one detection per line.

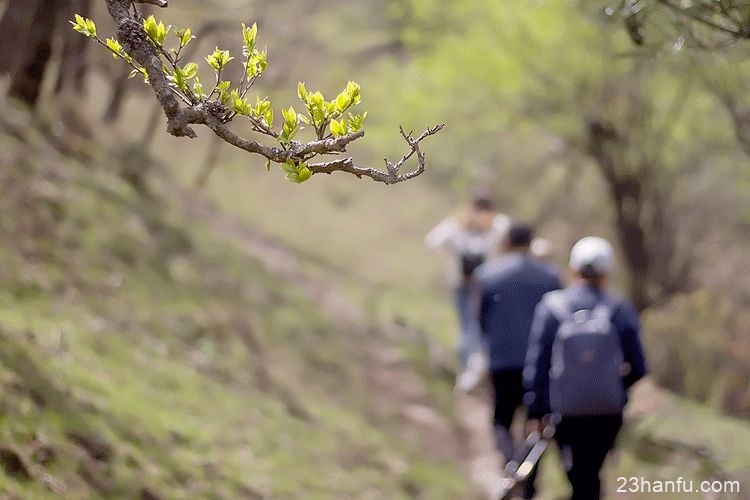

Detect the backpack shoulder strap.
xmin=543 ymin=290 xmax=572 ymax=324
xmin=592 ymin=292 xmax=621 ymax=321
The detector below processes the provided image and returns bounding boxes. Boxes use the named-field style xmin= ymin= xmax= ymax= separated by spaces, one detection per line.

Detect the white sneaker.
xmin=454 ymin=351 xmax=488 ymax=393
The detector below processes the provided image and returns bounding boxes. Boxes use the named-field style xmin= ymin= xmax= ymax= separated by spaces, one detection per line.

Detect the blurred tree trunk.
xmin=103 ymin=66 xmax=133 ymax=122
xmin=712 ymin=90 xmax=750 ymax=158
xmin=585 ymin=115 xmax=691 ymax=311
xmin=56 ymin=0 xmax=92 ymax=94
xmin=586 ymin=119 xmax=652 ymax=310
xmin=4 ymin=0 xmax=89 ymax=107
xmin=729 ymin=108 xmax=750 ymax=157
xmin=7 ymin=0 xmax=61 ymax=106
xmin=0 ymin=0 xmax=39 ymax=76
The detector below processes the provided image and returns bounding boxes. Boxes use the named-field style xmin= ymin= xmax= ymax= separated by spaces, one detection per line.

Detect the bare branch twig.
xmin=308 ymin=124 xmax=444 ymax=184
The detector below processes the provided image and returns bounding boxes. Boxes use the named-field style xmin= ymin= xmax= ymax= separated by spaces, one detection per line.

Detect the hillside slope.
xmin=2 ymin=97 xmax=749 ymax=499
xmin=0 ymin=101 xmax=473 ymax=499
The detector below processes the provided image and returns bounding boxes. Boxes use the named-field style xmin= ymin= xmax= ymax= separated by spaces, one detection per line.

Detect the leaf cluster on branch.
xmin=73 ymin=0 xmax=443 ymax=184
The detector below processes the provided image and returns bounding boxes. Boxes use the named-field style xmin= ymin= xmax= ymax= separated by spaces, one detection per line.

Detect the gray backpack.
xmin=546 ymin=291 xmax=626 ymax=416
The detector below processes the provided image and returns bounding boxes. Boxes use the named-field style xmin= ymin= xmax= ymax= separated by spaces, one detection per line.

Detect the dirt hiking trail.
xmin=165 ymin=180 xmax=506 ymax=498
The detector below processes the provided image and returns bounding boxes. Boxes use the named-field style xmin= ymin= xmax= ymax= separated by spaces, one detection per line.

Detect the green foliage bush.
xmin=643 ymin=289 xmax=750 ymax=418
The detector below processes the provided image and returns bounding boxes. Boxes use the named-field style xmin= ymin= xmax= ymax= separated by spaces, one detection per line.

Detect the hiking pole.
xmin=497 ymin=432 xmax=545 ymax=500
xmin=497 ymin=416 xmax=556 ymax=500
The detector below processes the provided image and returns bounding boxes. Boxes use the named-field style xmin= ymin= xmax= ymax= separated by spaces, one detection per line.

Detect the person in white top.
xmin=425 ymin=189 xmax=510 ymax=384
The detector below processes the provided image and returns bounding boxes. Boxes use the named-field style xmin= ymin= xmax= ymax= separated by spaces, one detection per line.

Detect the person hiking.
xmin=524 ymin=236 xmax=647 ymax=500
xmin=474 ymin=222 xmax=562 ymax=499
xmin=424 ymin=189 xmax=509 ymax=388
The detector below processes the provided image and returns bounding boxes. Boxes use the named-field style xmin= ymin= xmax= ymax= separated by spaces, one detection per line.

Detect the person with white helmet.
xmin=523 ymin=236 xmax=647 ymax=500
xmin=425 ymin=189 xmax=510 ymax=385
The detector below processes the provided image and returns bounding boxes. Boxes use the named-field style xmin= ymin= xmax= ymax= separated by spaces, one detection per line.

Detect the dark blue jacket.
xmin=523 ymin=283 xmax=648 ymax=419
xmin=476 ymin=253 xmax=562 ymax=371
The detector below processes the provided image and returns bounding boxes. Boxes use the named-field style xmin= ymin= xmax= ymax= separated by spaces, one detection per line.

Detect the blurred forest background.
xmin=0 ymin=0 xmax=749 ymax=498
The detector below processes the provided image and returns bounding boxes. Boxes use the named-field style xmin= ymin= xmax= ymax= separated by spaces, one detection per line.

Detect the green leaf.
xmin=263 ymin=107 xmax=274 ymax=128
xmin=330 ymin=119 xmax=347 ymax=137
xmin=106 ymin=38 xmax=123 ymax=59
xmin=70 ymin=15 xmax=97 ymax=38
xmin=283 ymin=161 xmax=311 ymax=183
xmin=193 ymin=77 xmax=205 ymax=98
xmin=247 ymin=49 xmax=268 ymax=78
xmin=347 ymin=111 xmax=368 ymax=132
xmin=311 ymin=110 xmax=325 ymax=127
xmin=282 ymin=106 xmax=297 ymax=126
xmin=242 ymin=22 xmax=257 ymax=56
xmin=167 ymin=72 xmax=184 ymax=92
xmin=346 ymin=80 xmax=361 ymax=104
xmin=335 ymin=92 xmax=352 ymax=113
xmin=279 ymin=127 xmax=298 ymax=144
xmin=307 ymin=91 xmax=327 ymax=126
xmin=309 ymin=91 xmax=324 ymax=108
xmin=219 ymin=49 xmax=234 ymax=67
xmin=156 ymin=21 xmax=171 ymax=45
xmin=73 ymin=14 xmax=86 ymax=28
xmin=216 ymin=81 xmax=231 ymax=92
xmin=257 ymin=97 xmax=271 ymax=117
xmin=205 ymin=51 xmax=219 ymax=71
xmin=86 ymin=18 xmax=97 ymax=38
xmin=297 ymin=82 xmax=307 ymax=100
xmin=143 ymin=15 xmax=159 ymax=43
xmin=178 ymin=27 xmax=193 ymax=48
xmin=281 ymin=159 xmax=298 ymax=174
xmin=296 ymin=165 xmax=312 ymax=183
xmin=231 ymin=90 xmax=251 ymax=115
xmin=182 ymin=62 xmax=198 ymax=80
xmin=141 ymin=15 xmax=171 ymax=45
xmin=279 ymin=106 xmax=300 ymax=144
xmin=205 ymin=47 xmax=233 ymax=72
xmin=129 ymin=67 xmax=149 ymax=84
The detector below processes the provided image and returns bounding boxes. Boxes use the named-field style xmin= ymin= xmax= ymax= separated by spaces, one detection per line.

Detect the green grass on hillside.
xmin=0 ymin=104 xmax=471 ymax=499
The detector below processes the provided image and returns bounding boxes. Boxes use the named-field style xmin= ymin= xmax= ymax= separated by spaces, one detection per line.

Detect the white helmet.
xmin=569 ymin=236 xmax=615 ymax=276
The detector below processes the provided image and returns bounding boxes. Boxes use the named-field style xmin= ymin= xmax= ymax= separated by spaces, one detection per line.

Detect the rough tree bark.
xmin=103 ymin=16 xmax=227 ymax=123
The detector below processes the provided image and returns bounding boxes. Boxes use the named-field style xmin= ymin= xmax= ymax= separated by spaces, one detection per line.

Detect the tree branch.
xmin=105 ymin=0 xmax=198 ymax=137
xmin=655 ymin=0 xmax=745 ymax=37
xmin=307 ymin=124 xmax=444 ymax=184
xmin=101 ymin=0 xmax=441 ymax=184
